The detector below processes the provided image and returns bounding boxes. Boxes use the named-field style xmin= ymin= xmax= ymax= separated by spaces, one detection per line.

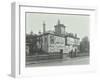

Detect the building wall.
xmin=41 ymin=35 xmax=48 ymax=52
xmin=55 ymin=27 xmax=61 ymax=35
xmin=26 ymin=45 xmax=29 ymax=55
xmin=60 ymin=27 xmax=65 ymax=35
xmin=47 ymin=34 xmax=70 ymax=53
xmin=41 ymin=34 xmax=80 ymax=54
xmin=66 ymin=37 xmax=80 ymax=46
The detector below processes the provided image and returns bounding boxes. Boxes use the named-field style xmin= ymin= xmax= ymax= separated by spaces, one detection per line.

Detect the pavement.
xmin=26 ymin=56 xmax=89 ymax=67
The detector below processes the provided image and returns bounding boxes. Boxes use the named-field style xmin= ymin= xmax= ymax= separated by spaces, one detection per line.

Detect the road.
xmin=26 ymin=56 xmax=89 ymax=67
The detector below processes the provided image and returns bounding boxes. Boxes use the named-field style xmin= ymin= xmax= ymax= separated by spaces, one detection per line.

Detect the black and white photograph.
xmin=25 ymin=12 xmax=90 ymax=67
xmin=10 ymin=1 xmax=99 ymax=78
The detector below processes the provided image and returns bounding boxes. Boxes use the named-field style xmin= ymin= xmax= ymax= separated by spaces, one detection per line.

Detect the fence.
xmin=26 ymin=52 xmax=63 ymax=62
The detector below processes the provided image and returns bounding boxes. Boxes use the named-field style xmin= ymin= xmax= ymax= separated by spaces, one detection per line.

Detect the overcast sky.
xmin=26 ymin=12 xmax=90 ymax=40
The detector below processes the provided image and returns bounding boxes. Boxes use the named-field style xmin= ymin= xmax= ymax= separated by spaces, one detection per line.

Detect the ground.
xmin=26 ymin=56 xmax=89 ymax=67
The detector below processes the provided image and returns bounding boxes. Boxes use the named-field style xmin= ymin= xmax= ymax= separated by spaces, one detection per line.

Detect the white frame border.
xmin=11 ymin=2 xmax=97 ymax=78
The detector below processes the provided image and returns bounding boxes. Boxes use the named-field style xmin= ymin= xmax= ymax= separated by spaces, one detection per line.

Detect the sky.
xmin=26 ymin=12 xmax=90 ymax=40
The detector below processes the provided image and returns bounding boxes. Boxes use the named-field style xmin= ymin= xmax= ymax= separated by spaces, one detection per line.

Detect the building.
xmin=26 ymin=20 xmax=80 ymax=57
xmin=37 ymin=20 xmax=80 ymax=57
xmin=55 ymin=19 xmax=66 ymax=35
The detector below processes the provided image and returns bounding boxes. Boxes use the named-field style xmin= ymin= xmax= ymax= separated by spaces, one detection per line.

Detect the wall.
xmin=48 ymin=34 xmax=66 ymax=53
xmin=42 ymin=35 xmax=48 ymax=52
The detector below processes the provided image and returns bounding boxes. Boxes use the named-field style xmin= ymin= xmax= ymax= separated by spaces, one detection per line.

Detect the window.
xmin=65 ymin=38 xmax=67 ymax=45
xmin=50 ymin=35 xmax=54 ymax=44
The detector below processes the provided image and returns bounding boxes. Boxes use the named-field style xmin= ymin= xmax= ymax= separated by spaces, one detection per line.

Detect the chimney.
xmin=38 ymin=30 xmax=41 ymax=35
xmin=30 ymin=30 xmax=33 ymax=35
xmin=58 ymin=19 xmax=60 ymax=24
xmin=43 ymin=22 xmax=46 ymax=34
xmin=75 ymin=34 xmax=77 ymax=37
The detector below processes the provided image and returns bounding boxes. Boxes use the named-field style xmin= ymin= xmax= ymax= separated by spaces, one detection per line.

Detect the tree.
xmin=80 ymin=36 xmax=89 ymax=53
xmin=26 ymin=33 xmax=38 ymax=55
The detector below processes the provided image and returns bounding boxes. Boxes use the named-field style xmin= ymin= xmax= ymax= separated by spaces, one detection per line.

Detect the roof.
xmin=54 ymin=24 xmax=66 ymax=28
xmin=26 ymin=31 xmax=80 ymax=40
xmin=38 ymin=32 xmax=79 ymax=39
xmin=65 ymin=35 xmax=80 ymax=39
xmin=38 ymin=32 xmax=65 ymax=38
